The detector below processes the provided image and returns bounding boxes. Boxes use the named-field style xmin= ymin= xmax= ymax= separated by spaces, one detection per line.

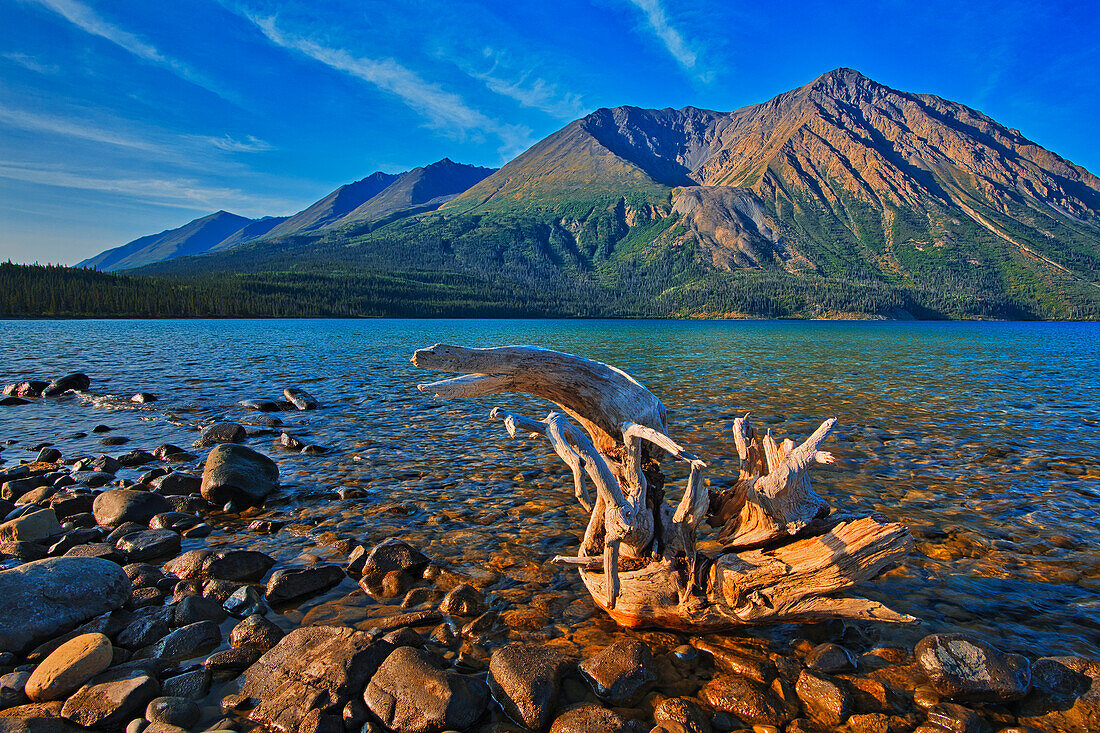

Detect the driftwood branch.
xmin=413 ymin=343 xmax=916 ymax=631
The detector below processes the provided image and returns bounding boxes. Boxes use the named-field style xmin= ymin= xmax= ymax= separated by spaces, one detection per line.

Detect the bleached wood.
xmin=414 ymin=344 xmax=916 ymax=630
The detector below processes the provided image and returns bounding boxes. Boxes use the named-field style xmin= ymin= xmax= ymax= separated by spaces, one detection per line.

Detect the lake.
xmin=1 ymin=318 xmax=1097 ymax=659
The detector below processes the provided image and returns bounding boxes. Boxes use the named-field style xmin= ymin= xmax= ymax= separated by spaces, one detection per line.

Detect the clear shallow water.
xmin=1 ymin=318 xmax=1098 ymax=659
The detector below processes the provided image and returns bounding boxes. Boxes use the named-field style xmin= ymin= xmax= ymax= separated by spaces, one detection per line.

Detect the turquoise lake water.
xmin=0 ymin=319 xmax=1097 ymax=657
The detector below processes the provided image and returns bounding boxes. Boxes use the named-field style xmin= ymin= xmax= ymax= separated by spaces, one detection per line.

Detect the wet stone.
xmin=44 ymin=373 xmax=89 ymax=396
xmin=578 ymin=638 xmax=657 ymax=706
xmin=224 ymin=585 xmax=267 ymax=617
xmin=356 ymin=537 xmax=431 ymax=585
xmin=193 ymin=422 xmax=246 ymax=448
xmin=0 ymin=557 xmax=131 ymax=653
xmin=926 ymin=702 xmax=989 ymax=733
xmin=200 ymin=444 xmax=278 ymax=507
xmin=145 ymin=696 xmax=199 ymax=728
xmin=807 ymin=642 xmax=857 ymax=673
xmin=238 ymin=399 xmax=280 ymax=412
xmin=229 ymin=614 xmax=284 ymax=652
xmin=92 ymin=489 xmax=171 ymax=528
xmin=915 ymin=633 xmax=1031 ymax=703
xmin=653 ymin=697 xmax=711 ymax=733
xmin=239 ymin=625 xmax=394 ymax=733
xmin=60 ymin=668 xmax=159 ymax=729
xmin=131 ymin=393 xmax=157 ymax=404
xmin=203 ymin=549 xmax=275 ymax=582
xmin=143 ymin=621 xmax=220 ymax=662
xmin=701 ymin=674 xmax=792 ymax=727
xmin=159 ymin=669 xmax=210 ymax=701
xmin=364 ymin=646 xmax=489 ymax=733
xmin=489 ymin=642 xmax=570 ymax=730
xmin=265 ymin=565 xmax=345 ymax=605
xmin=115 ymin=529 xmax=180 ymax=562
xmin=26 ymin=633 xmax=114 ymax=702
xmin=284 ymin=388 xmax=319 ymax=410
xmin=439 ymin=582 xmax=485 ymax=616
xmin=148 ymin=512 xmax=198 ymax=531
xmin=148 ymin=472 xmax=200 ymax=497
xmin=796 ymin=669 xmax=852 ymax=728
xmin=549 ymin=703 xmax=641 ymax=733
xmin=205 ymin=646 xmax=264 ymax=673
xmin=173 ymin=595 xmax=227 ymax=626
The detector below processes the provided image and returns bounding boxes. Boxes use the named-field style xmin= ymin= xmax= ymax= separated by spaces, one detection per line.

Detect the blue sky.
xmin=1 ymin=0 xmax=1097 ymax=264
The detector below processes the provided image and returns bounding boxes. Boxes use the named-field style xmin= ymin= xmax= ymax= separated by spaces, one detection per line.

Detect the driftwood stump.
xmin=414 ymin=344 xmax=916 ymax=631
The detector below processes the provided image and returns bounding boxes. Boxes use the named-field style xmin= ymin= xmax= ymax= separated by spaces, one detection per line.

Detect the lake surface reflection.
xmin=1 ymin=318 xmax=1097 ymax=658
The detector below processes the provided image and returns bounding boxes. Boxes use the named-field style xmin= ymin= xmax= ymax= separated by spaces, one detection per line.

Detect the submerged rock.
xmin=43 ymin=373 xmax=89 ymax=396
xmin=915 ymin=633 xmax=1031 ymax=703
xmin=365 ymin=646 xmax=489 ymax=733
xmin=200 ymin=444 xmax=278 ymax=506
xmin=356 ymin=537 xmax=431 ymax=586
xmin=578 ymin=639 xmax=657 ymax=706
xmin=549 ymin=703 xmax=640 ymax=733
xmin=265 ymin=565 xmax=345 ymax=604
xmin=193 ymin=422 xmax=246 ymax=448
xmin=0 ymin=558 xmax=131 ymax=653
xmin=284 ymin=387 xmax=320 ymax=410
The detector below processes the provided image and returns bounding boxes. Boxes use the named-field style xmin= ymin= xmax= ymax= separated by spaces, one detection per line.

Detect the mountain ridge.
xmin=80 ymin=68 xmax=1100 ymax=318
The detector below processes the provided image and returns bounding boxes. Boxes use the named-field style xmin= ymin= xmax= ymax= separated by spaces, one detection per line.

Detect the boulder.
xmin=489 ymin=642 xmax=569 ymax=730
xmin=145 ymin=697 xmax=199 ymax=728
xmin=283 ymin=388 xmax=320 ymax=410
xmin=238 ymin=399 xmax=280 ymax=412
xmin=700 ymin=674 xmax=793 ymax=727
xmin=549 ymin=703 xmax=640 ymax=733
xmin=7 ymin=380 xmax=48 ymax=397
xmin=172 ymin=595 xmax=227 ymax=626
xmin=653 ymin=698 xmax=712 ymax=733
xmin=439 ymin=583 xmax=485 ymax=616
xmin=364 ymin=646 xmax=489 ymax=733
xmin=43 ymin=374 xmax=89 ymax=396
xmin=578 ymin=639 xmax=657 ymax=706
xmin=193 ymin=422 xmax=247 ymax=448
xmin=203 ymin=550 xmax=275 ymax=582
xmin=266 ymin=565 xmax=345 ymax=605
xmin=159 ymin=669 xmax=210 ymax=701
xmin=115 ymin=530 xmax=180 ymax=562
xmin=26 ymin=633 xmax=113 ymax=702
xmin=915 ymin=633 xmax=1031 ymax=703
xmin=200 ymin=445 xmax=278 ymax=506
xmin=223 ymin=586 xmax=266 ymax=617
xmin=92 ymin=490 xmax=171 ymax=528
xmin=807 ymin=642 xmax=857 ymax=673
xmin=239 ymin=626 xmax=393 ymax=733
xmin=149 ymin=473 xmax=200 ymax=497
xmin=60 ymin=668 xmax=158 ymax=729
xmin=357 ymin=538 xmax=431 ymax=585
xmin=0 ymin=558 xmax=131 ymax=653
xmin=796 ymin=669 xmax=852 ymax=728
xmin=0 ymin=507 xmax=61 ymax=543
xmin=230 ymin=614 xmax=284 ymax=652
xmin=144 ymin=621 xmax=220 ymax=662
xmin=0 ymin=671 xmax=30 ymax=709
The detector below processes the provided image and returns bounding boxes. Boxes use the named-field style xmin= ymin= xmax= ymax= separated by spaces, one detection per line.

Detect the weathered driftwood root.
xmin=413 ymin=344 xmax=916 ymax=631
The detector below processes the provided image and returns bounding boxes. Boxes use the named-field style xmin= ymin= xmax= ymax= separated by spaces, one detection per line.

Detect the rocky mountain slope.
xmin=110 ymin=69 xmax=1100 ymax=318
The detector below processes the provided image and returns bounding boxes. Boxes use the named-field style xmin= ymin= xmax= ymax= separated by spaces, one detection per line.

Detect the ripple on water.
xmin=0 ymin=318 xmax=1097 ymax=659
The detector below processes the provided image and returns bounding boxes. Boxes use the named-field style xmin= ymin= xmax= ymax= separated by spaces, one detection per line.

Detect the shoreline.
xmin=0 ymin=372 xmax=1097 ymax=732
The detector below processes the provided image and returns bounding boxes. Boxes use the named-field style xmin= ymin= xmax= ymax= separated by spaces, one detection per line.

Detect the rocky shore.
xmin=0 ymin=373 xmax=1097 ymax=733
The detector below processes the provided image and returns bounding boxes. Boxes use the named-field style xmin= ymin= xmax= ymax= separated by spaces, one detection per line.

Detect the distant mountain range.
xmin=72 ymin=69 xmax=1100 ymax=319
xmin=78 ymin=159 xmax=495 ymax=271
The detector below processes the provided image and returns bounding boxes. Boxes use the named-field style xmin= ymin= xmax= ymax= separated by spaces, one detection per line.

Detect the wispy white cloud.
xmin=466 ymin=48 xmax=587 ymax=121
xmin=0 ymin=106 xmax=157 ymax=150
xmin=0 ymin=105 xmax=275 ymax=158
xmin=2 ymin=52 xmax=60 ymax=75
xmin=0 ymin=160 xmax=295 ymax=215
xmin=244 ymin=14 xmax=534 ymax=159
xmin=625 ymin=0 xmax=703 ymax=75
xmin=202 ymin=134 xmax=275 ymax=153
xmin=23 ymin=0 xmax=236 ymax=102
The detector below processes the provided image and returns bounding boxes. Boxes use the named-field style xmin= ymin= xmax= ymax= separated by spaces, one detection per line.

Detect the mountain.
xmin=78 ymin=211 xmax=254 ymax=271
xmin=95 ymin=70 xmax=1100 ymax=319
xmin=80 ymin=160 xmax=497 ymax=271
xmin=337 ymin=159 xmax=495 ymax=225
xmin=260 ymin=171 xmax=399 ymax=239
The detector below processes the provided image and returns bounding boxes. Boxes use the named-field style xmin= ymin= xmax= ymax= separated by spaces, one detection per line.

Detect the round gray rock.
xmin=200 ymin=444 xmax=278 ymax=506
xmin=0 ymin=557 xmax=131 ymax=653
xmin=915 ymin=633 xmax=1032 ymax=702
xmin=92 ymin=489 xmax=171 ymax=528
